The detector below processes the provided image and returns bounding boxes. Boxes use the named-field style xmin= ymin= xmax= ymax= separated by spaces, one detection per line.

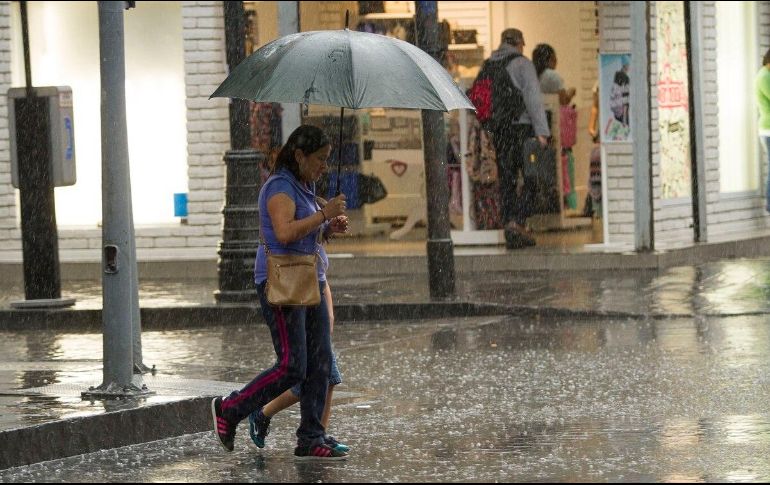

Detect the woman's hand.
xmin=323 ymin=194 xmax=347 ymax=219
xmin=327 ymin=215 xmax=350 ymax=235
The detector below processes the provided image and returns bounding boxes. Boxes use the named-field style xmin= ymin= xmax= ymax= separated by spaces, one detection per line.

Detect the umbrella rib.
xmin=344 ymin=28 xmax=359 ymax=109
xmin=387 ymin=39 xmax=445 ymax=110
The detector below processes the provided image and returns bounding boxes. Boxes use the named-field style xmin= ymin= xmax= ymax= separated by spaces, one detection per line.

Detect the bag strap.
xmin=260 ymin=214 xmax=324 ymax=258
xmin=260 ymin=174 xmax=324 ymax=257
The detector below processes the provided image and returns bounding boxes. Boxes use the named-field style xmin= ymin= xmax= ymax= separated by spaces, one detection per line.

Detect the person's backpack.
xmin=467 ymin=53 xmax=526 ymax=131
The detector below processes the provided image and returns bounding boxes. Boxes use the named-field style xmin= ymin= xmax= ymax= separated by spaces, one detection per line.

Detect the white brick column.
xmin=0 ymin=1 xmax=17 ymax=252
xmin=598 ymin=1 xmax=635 ymax=245
xmin=181 ymin=1 xmax=230 ymax=250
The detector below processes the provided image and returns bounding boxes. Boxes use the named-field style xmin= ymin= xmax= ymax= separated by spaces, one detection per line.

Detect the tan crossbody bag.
xmin=261 ymin=234 xmax=321 ymax=307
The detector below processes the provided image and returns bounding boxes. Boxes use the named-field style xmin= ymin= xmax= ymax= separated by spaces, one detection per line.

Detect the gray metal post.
xmin=415 ymin=0 xmax=456 ymax=299
xmin=128 ymin=180 xmax=150 ymax=374
xmin=685 ymin=1 xmax=708 ymax=243
xmin=84 ymin=0 xmax=151 ymax=399
xmin=631 ymin=1 xmax=654 ymax=251
xmin=278 ymin=1 xmax=301 ymax=143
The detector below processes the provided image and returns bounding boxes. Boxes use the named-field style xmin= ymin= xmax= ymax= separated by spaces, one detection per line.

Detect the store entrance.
xmin=245 ymin=1 xmax=604 ymax=254
xmin=336 ymin=2 xmax=603 ymax=253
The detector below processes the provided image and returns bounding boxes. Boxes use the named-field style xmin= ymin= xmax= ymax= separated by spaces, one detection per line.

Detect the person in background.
xmin=487 ymin=28 xmax=550 ymax=249
xmin=756 ymin=48 xmax=770 ymax=214
xmin=533 ymin=43 xmax=579 ymax=210
xmin=532 ymin=43 xmax=576 ymax=106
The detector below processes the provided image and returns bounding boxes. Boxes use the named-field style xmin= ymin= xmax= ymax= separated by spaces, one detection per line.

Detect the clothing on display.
xmin=583 ymin=144 xmax=602 ymax=217
xmin=250 ymin=102 xmax=283 ymax=183
xmin=465 ymin=113 xmax=502 ymax=229
xmin=562 ymin=148 xmax=577 ymax=210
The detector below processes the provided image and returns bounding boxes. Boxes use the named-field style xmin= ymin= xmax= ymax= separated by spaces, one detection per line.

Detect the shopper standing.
xmin=487 ymin=28 xmax=550 ymax=249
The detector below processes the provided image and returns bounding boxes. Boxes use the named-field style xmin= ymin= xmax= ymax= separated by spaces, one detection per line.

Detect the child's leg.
xmin=263 ymin=388 xmax=300 ymax=418
xmin=321 ymin=385 xmax=335 ymax=430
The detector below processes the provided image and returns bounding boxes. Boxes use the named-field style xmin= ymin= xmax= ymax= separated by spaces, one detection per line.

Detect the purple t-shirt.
xmin=254 ymin=169 xmax=329 ymax=284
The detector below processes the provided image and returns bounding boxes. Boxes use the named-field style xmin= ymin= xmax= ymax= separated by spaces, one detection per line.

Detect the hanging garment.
xmin=559 ymin=104 xmax=578 ymax=149
xmin=466 ymin=114 xmax=502 ymax=228
xmin=562 ymin=148 xmax=577 ymax=210
xmin=583 ymin=144 xmax=602 ymax=217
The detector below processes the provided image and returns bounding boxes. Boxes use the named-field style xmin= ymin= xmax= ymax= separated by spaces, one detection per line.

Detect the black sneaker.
xmin=248 ymin=408 xmax=271 ymax=448
xmin=211 ymin=397 xmax=236 ymax=452
xmin=294 ymin=443 xmax=348 ymax=461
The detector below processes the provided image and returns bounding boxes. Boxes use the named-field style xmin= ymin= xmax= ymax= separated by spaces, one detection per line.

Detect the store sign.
xmin=656 ymin=1 xmax=692 ymax=200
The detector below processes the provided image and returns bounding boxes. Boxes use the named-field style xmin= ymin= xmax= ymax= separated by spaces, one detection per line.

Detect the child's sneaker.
xmin=324 ymin=435 xmax=350 ymax=454
xmin=248 ymin=408 xmax=271 ymax=448
xmin=211 ymin=397 xmax=236 ymax=452
xmin=294 ymin=443 xmax=348 ymax=461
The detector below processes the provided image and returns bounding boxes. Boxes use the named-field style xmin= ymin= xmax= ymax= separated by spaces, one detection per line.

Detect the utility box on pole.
xmin=9 ymin=86 xmax=76 ymax=189
xmin=7 ymin=84 xmax=76 ymax=306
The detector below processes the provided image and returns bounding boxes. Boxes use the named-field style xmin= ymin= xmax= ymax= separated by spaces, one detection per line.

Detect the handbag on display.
xmin=262 ymin=235 xmax=321 ymax=307
xmin=559 ymin=104 xmax=578 ymax=149
xmin=467 ymin=115 xmax=498 ymax=184
xmin=358 ymin=173 xmax=388 ymax=204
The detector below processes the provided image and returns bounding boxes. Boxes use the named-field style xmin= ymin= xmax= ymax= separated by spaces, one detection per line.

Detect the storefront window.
xmin=656 ymin=1 xmax=691 ymax=200
xmin=716 ymin=1 xmax=759 ymax=194
xmin=10 ymin=1 xmax=188 ymax=226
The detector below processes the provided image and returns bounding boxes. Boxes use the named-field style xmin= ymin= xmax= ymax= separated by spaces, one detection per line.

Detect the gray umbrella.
xmin=210 ymin=27 xmax=474 ymax=194
xmin=210 ymin=29 xmax=473 ymax=111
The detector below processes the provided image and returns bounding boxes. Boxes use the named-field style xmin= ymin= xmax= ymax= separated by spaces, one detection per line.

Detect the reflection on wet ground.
xmin=2 ymin=314 xmax=770 ymax=481
xmin=4 ymin=259 xmax=770 ymax=316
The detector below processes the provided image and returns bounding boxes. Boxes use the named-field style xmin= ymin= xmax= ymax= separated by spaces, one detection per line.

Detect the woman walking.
xmin=211 ymin=125 xmax=349 ymax=460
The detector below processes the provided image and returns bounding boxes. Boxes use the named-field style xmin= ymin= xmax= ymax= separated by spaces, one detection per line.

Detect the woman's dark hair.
xmin=532 ymin=43 xmax=556 ymax=78
xmin=273 ymin=125 xmax=331 ymax=179
xmin=763 ymin=48 xmax=770 ymax=67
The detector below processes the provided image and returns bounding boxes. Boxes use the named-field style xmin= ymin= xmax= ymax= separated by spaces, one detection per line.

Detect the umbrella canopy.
xmin=210 ymin=29 xmax=474 ymax=112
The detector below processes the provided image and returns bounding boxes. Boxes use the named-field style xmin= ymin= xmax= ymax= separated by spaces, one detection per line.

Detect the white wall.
xmin=9 ymin=1 xmax=188 ymax=227
xmin=0 ymin=1 xmax=229 ymax=261
xmin=706 ymin=0 xmax=770 ymax=237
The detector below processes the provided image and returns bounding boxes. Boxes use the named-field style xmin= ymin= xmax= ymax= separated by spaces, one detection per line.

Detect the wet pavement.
xmin=3 ymin=258 xmax=770 ymax=317
xmin=2 ymin=314 xmax=770 ymax=481
xmin=1 ymin=258 xmax=770 ymax=480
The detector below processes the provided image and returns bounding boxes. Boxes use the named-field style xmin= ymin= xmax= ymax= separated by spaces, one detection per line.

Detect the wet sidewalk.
xmin=2 ymin=257 xmax=770 ymax=318
xmin=2 ymin=313 xmax=770 ymax=481
xmin=1 ymin=258 xmax=770 ymax=478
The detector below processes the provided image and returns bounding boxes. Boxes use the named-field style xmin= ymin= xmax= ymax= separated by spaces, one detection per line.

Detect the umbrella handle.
xmin=335 ymin=106 xmax=344 ymax=196
xmin=335 ymin=10 xmax=349 ymax=197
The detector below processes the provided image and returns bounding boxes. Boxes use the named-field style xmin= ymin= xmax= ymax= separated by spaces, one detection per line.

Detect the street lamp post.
xmin=415 ymin=1 xmax=456 ymax=299
xmin=215 ymin=1 xmax=266 ymax=303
